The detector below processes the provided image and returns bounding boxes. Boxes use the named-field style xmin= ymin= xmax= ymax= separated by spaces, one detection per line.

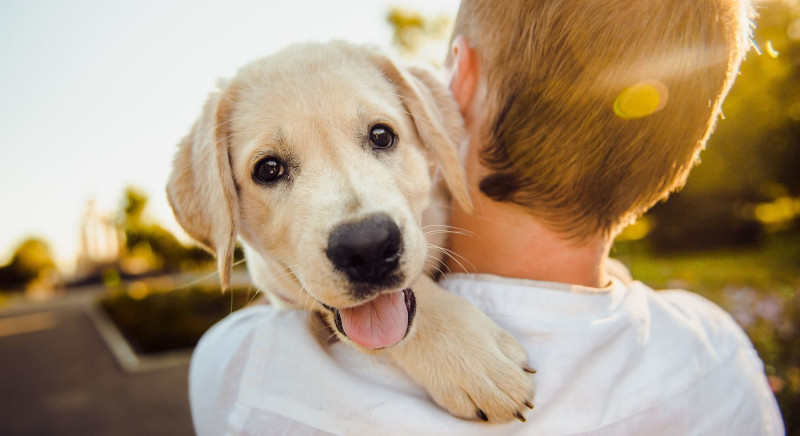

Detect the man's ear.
xmin=447 ymin=35 xmax=480 ymax=118
xmin=166 ymin=82 xmax=240 ymax=290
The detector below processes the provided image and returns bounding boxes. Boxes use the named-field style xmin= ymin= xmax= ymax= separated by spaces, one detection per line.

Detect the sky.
xmin=0 ymin=0 xmax=461 ymax=271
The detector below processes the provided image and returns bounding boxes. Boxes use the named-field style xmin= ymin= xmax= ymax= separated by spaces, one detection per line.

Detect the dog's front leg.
xmin=384 ymin=275 xmax=535 ymax=423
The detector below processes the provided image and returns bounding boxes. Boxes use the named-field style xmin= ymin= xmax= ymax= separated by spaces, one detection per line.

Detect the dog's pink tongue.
xmin=339 ymin=291 xmax=408 ymax=349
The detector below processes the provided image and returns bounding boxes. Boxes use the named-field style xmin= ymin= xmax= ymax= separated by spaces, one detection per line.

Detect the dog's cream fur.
xmin=168 ymin=41 xmax=533 ymax=422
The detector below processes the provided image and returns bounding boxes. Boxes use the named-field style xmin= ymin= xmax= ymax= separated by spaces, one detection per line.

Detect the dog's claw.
xmin=389 ymin=283 xmax=536 ymax=423
xmin=522 ymin=364 xmax=537 ymax=374
xmin=525 ymin=400 xmax=534 ymax=410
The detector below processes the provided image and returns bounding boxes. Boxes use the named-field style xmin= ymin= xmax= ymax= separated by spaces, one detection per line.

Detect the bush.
xmin=0 ymin=238 xmax=57 ymax=292
xmin=100 ymin=283 xmax=256 ymax=355
xmin=647 ymin=193 xmax=763 ymax=253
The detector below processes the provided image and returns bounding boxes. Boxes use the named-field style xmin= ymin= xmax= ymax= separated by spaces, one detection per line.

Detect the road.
xmin=0 ymin=290 xmax=194 ymax=436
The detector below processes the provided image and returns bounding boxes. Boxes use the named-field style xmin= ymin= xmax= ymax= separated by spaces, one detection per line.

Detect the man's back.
xmin=190 ymin=273 xmax=783 ymax=435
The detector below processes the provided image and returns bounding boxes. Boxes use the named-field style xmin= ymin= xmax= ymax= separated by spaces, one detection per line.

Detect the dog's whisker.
xmin=436 ymin=245 xmax=475 ymax=270
xmin=424 ymin=229 xmax=474 ymax=237
xmin=210 ymin=115 xmax=252 ymax=134
xmin=324 ymin=329 xmax=341 ymax=344
xmin=311 ymin=323 xmax=335 ymax=339
xmin=306 ymin=319 xmax=338 ymax=342
xmin=435 ymin=201 xmax=511 ymax=228
xmin=393 ymin=97 xmax=445 ymax=133
xmin=422 ymin=224 xmax=476 ymax=237
xmin=423 ymin=223 xmax=474 ymax=232
xmin=269 ymin=260 xmax=314 ymax=306
xmin=303 ymin=315 xmax=341 ymax=346
xmin=427 ymin=254 xmax=453 ymax=274
xmin=303 ymin=291 xmax=315 ymax=310
xmin=271 ymin=267 xmax=298 ymax=282
xmin=297 ymin=280 xmax=318 ymax=311
xmin=212 ymin=132 xmax=243 ymax=148
xmin=423 ymin=228 xmax=474 ymax=237
xmin=428 ymin=244 xmax=475 ymax=274
xmin=170 ymin=269 xmax=223 ymax=291
xmin=247 ymin=287 xmax=263 ymax=305
xmin=446 ymin=250 xmax=475 ymax=274
xmin=258 ymin=269 xmax=296 ymax=290
xmin=170 ymin=256 xmax=248 ymax=292
xmin=391 ymin=93 xmax=444 ymax=134
xmin=426 ymin=259 xmax=448 ymax=278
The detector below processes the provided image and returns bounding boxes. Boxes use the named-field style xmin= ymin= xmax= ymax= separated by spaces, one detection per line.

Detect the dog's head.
xmin=167 ymin=41 xmax=470 ymax=348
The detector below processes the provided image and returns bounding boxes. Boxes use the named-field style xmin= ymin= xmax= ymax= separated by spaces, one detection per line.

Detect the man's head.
xmin=446 ymin=0 xmax=753 ymax=240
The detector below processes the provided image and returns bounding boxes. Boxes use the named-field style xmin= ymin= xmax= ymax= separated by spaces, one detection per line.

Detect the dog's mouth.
xmin=323 ymin=288 xmax=416 ymax=349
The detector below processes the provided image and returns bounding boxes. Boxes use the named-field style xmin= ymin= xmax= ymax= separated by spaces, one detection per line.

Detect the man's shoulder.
xmin=639 ymin=286 xmax=784 ymax=434
xmin=189 ymin=305 xmax=314 ymax=435
xmin=199 ymin=304 xmax=302 ymax=343
xmin=642 ymin=285 xmax=753 ymax=350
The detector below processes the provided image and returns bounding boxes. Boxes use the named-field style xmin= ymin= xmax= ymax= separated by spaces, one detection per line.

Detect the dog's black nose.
xmin=326 ymin=214 xmax=402 ymax=284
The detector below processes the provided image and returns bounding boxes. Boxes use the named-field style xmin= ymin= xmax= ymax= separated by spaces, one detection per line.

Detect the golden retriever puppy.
xmin=168 ymin=41 xmax=534 ymax=422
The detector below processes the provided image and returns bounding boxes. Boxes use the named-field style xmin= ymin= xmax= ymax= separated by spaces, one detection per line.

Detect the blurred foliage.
xmin=100 ymin=280 xmax=255 ymax=354
xmin=97 ymin=189 xmax=250 ymax=356
xmin=0 ymin=238 xmax=58 ymax=292
xmin=118 ymin=187 xmax=213 ymax=275
xmin=646 ymin=193 xmax=765 ymax=252
xmin=123 ymin=187 xmax=148 ymax=229
xmin=387 ymin=7 xmax=452 ymax=64
xmin=645 ymin=0 xmax=800 ymax=250
xmin=686 ymin=0 xmax=800 ymax=197
xmin=614 ymin=231 xmax=800 ymax=302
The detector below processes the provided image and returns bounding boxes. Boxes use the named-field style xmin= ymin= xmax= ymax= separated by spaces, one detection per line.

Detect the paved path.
xmin=0 ymin=299 xmax=194 ymax=435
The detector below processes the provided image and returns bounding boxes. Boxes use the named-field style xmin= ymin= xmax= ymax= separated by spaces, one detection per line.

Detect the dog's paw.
xmin=432 ymin=325 xmax=536 ymax=423
xmin=386 ymin=278 xmax=536 ymax=423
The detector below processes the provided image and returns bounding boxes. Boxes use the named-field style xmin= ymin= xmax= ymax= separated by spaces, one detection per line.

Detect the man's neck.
xmin=445 ymin=193 xmax=612 ymax=288
xmin=445 ymin=69 xmax=611 ymax=288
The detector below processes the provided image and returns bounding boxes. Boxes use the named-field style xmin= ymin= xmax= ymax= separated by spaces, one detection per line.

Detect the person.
xmin=189 ymin=0 xmax=785 ymax=434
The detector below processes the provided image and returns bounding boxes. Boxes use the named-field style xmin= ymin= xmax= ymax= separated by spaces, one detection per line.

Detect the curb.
xmin=85 ymin=303 xmax=192 ymax=373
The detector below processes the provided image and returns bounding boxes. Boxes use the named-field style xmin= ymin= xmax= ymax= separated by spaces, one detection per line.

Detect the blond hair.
xmin=450 ymin=0 xmax=753 ymax=239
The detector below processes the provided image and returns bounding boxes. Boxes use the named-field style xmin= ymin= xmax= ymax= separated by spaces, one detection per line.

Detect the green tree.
xmin=687 ymin=1 xmax=800 ymax=197
xmin=387 ymin=7 xmax=451 ymax=64
xmin=646 ymin=1 xmax=800 ymax=250
xmin=119 ymin=187 xmax=212 ymax=274
xmin=0 ymin=238 xmax=56 ymax=291
xmin=122 ymin=187 xmax=148 ymax=229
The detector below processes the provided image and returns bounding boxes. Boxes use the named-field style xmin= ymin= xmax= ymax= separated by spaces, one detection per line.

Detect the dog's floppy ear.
xmin=370 ymin=54 xmax=474 ymax=214
xmin=167 ymin=83 xmax=239 ymax=290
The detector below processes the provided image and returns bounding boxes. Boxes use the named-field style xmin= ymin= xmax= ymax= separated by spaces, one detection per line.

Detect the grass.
xmin=614 ymin=230 xmax=800 ymax=435
xmin=614 ymin=230 xmax=799 ymax=299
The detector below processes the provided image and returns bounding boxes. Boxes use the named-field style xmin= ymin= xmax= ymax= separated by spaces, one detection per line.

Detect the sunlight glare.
xmin=766 ymin=40 xmax=780 ymax=57
xmin=613 ymin=80 xmax=668 ymax=119
xmin=787 ymin=18 xmax=800 ymax=41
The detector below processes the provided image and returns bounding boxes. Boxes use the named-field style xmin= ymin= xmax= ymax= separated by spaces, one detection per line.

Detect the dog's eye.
xmin=369 ymin=124 xmax=396 ymax=149
xmin=253 ymin=157 xmax=286 ymax=184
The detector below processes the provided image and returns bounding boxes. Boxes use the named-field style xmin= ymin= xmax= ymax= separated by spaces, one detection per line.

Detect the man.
xmin=190 ymin=0 xmax=784 ymax=434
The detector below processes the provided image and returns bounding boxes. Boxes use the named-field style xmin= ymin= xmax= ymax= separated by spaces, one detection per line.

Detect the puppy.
xmin=168 ymin=41 xmax=534 ymax=422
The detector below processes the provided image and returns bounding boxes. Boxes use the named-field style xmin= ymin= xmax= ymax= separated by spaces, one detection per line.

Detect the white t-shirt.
xmin=189 ymin=274 xmax=784 ymax=435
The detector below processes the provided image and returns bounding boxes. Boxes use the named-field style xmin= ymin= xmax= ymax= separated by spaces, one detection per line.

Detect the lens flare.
xmin=613 ymin=80 xmax=668 ymax=119
xmin=766 ymin=40 xmax=779 ymax=58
